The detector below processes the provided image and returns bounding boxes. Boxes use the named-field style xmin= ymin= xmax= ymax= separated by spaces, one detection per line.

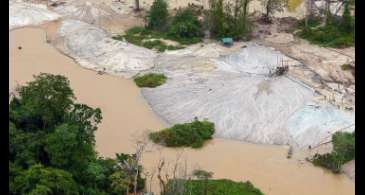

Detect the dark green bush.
xmin=207 ymin=0 xmax=251 ymax=40
xmin=340 ymin=1 xmax=353 ymax=33
xmin=147 ymin=0 xmax=169 ymax=31
xmin=134 ymin=73 xmax=167 ymax=88
xmin=149 ymin=119 xmax=215 ymax=148
xmin=163 ymin=179 xmax=264 ymax=195
xmin=312 ymin=131 xmax=355 ymax=173
xmin=167 ymin=8 xmax=204 ymax=44
xmin=312 ymin=153 xmax=343 ymax=173
xmin=297 ymin=16 xmax=321 ymax=28
xmin=297 ymin=24 xmax=354 ymax=48
xmin=113 ymin=27 xmax=185 ymax=52
xmin=296 ymin=2 xmax=354 ymax=48
xmin=332 ymin=131 xmax=355 ymax=162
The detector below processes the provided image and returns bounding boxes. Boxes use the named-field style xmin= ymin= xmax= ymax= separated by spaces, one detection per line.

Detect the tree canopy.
xmin=147 ymin=0 xmax=169 ymax=31
xmin=9 ymin=73 xmax=144 ymax=195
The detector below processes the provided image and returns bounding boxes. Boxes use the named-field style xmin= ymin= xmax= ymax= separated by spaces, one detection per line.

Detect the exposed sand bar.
xmin=9 ymin=27 xmax=354 ymax=195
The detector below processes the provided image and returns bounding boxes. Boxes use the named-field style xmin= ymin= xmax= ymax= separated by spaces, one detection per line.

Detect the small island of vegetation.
xmin=149 ymin=118 xmax=215 ymax=148
xmin=134 ymin=73 xmax=167 ymax=88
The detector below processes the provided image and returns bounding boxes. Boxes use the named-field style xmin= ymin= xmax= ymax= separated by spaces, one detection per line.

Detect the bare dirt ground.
xmin=251 ymin=17 xmax=355 ymax=181
xmin=252 ymin=17 xmax=355 ymax=112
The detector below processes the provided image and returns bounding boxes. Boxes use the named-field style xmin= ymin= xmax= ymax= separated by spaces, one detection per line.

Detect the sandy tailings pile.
xmin=142 ymin=43 xmax=354 ymax=148
xmin=9 ymin=0 xmax=61 ymax=30
xmin=55 ymin=19 xmax=157 ymax=77
xmin=52 ymin=0 xmax=143 ymax=33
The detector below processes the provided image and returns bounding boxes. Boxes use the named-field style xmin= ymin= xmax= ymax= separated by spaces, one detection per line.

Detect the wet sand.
xmin=10 ymin=27 xmax=354 ymax=195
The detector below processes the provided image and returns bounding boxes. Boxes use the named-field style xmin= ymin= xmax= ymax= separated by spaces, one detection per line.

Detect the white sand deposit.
xmin=56 ymin=19 xmax=157 ymax=77
xmin=142 ymin=44 xmax=355 ymax=147
xmin=287 ymin=102 xmax=354 ymax=147
xmin=9 ymin=0 xmax=60 ymax=30
xmin=52 ymin=0 xmax=143 ymax=33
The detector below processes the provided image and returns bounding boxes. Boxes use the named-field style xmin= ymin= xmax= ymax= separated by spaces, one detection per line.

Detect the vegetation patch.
xmin=149 ymin=118 xmax=215 ymax=148
xmin=113 ymin=0 xmax=206 ymax=51
xmin=147 ymin=0 xmax=169 ymax=31
xmin=207 ymin=0 xmax=252 ymax=40
xmin=115 ymin=0 xmax=255 ymax=48
xmin=295 ymin=2 xmax=354 ymax=48
xmin=112 ymin=27 xmax=184 ymax=52
xmin=9 ymin=73 xmax=145 ymax=195
xmin=133 ymin=73 xmax=167 ymax=88
xmin=312 ymin=131 xmax=355 ymax=173
xmin=297 ymin=24 xmax=354 ymax=48
xmin=166 ymin=8 xmax=204 ymax=44
xmin=163 ymin=179 xmax=264 ymax=195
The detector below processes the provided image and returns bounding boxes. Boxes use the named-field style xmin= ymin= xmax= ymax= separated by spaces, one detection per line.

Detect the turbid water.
xmin=10 ymin=27 xmax=354 ymax=195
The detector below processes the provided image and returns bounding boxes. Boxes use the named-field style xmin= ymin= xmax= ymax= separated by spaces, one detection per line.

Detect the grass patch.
xmin=295 ymin=14 xmax=354 ymax=48
xmin=149 ymin=118 xmax=215 ymax=148
xmin=297 ymin=25 xmax=354 ymax=48
xmin=133 ymin=73 xmax=167 ymax=88
xmin=112 ymin=27 xmax=187 ymax=52
xmin=312 ymin=131 xmax=355 ymax=173
xmin=163 ymin=179 xmax=264 ymax=195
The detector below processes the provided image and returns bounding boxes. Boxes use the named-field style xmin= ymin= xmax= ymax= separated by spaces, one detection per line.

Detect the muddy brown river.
xmin=10 ymin=27 xmax=354 ymax=195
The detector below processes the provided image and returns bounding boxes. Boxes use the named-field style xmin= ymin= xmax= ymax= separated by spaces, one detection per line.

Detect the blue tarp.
xmin=222 ymin=37 xmax=233 ymax=44
xmin=222 ymin=37 xmax=233 ymax=45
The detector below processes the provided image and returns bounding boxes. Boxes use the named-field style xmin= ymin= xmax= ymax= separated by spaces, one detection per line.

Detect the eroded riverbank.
xmin=10 ymin=27 xmax=354 ymax=195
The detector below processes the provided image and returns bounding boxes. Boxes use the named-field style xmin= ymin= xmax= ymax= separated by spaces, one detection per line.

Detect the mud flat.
xmin=10 ymin=27 xmax=354 ymax=195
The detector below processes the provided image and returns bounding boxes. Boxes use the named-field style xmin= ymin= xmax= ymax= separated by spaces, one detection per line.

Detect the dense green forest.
xmin=9 ymin=74 xmax=144 ymax=195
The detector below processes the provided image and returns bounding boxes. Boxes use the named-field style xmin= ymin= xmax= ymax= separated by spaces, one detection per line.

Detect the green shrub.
xmin=167 ymin=8 xmax=204 ymax=44
xmin=297 ymin=24 xmax=354 ymax=48
xmin=147 ymin=0 xmax=169 ymax=31
xmin=113 ymin=26 xmax=185 ymax=52
xmin=297 ymin=16 xmax=321 ymax=29
xmin=312 ymin=153 xmax=343 ymax=173
xmin=332 ymin=131 xmax=355 ymax=162
xmin=133 ymin=73 xmax=167 ymax=88
xmin=126 ymin=26 xmax=148 ymax=35
xmin=296 ymin=3 xmax=354 ymax=48
xmin=163 ymin=179 xmax=264 ymax=195
xmin=340 ymin=1 xmax=353 ymax=33
xmin=207 ymin=0 xmax=251 ymax=40
xmin=149 ymin=118 xmax=215 ymax=148
xmin=312 ymin=131 xmax=355 ymax=173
